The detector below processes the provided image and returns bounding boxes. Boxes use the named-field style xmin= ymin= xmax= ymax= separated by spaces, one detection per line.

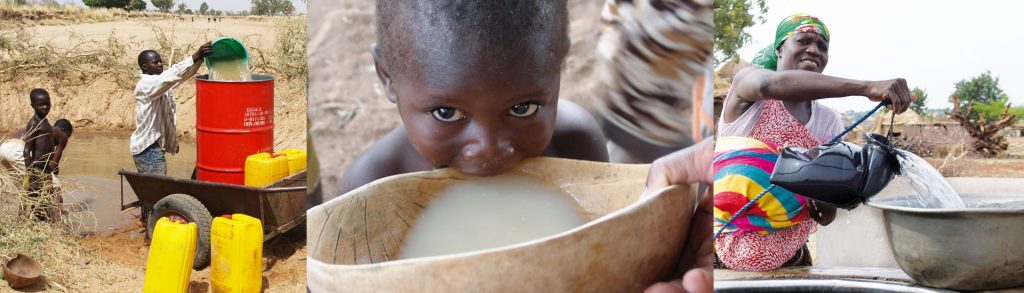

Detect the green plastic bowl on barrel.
xmin=207 ymin=37 xmax=252 ymax=81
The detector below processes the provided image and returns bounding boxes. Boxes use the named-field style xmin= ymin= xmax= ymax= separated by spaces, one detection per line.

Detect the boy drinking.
xmin=337 ymin=0 xmax=608 ymax=197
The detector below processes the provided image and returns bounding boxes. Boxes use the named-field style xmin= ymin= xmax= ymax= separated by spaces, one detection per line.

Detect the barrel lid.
xmin=206 ymin=36 xmax=249 ymax=67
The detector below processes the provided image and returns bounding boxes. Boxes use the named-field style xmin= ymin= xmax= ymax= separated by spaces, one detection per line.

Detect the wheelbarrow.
xmin=118 ymin=169 xmax=306 ymax=270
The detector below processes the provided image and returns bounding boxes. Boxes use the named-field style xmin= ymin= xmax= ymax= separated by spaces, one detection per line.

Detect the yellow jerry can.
xmin=211 ymin=214 xmax=264 ymax=293
xmin=143 ymin=217 xmax=198 ymax=293
xmin=244 ymin=153 xmax=288 ymax=187
xmin=273 ymin=149 xmax=307 ymax=175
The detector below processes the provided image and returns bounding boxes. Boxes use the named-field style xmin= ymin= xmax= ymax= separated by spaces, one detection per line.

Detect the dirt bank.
xmin=1 ymin=16 xmax=306 ymax=151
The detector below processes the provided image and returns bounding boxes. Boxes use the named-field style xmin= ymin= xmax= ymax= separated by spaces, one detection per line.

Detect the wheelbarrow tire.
xmin=147 ymin=193 xmax=213 ymax=270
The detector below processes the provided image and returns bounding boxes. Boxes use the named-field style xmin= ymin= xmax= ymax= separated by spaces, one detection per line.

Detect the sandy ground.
xmin=1 ymin=17 xmax=307 ymax=292
xmin=918 ymin=137 xmax=1024 ymax=177
xmin=306 ymin=0 xmax=604 ymax=199
xmin=74 ymin=224 xmax=306 ymax=292
xmin=1 ymin=17 xmax=306 ymax=151
xmin=932 ymin=157 xmax=1024 ymax=177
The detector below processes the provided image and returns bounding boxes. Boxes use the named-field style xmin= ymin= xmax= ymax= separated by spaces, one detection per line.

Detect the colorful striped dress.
xmin=714 ymin=98 xmax=843 ymax=271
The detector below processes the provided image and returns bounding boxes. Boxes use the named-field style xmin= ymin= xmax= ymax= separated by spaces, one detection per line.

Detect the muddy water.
xmin=58 ymin=132 xmax=196 ymax=235
xmin=209 ymin=59 xmax=253 ymax=81
xmin=397 ymin=175 xmax=587 ymax=260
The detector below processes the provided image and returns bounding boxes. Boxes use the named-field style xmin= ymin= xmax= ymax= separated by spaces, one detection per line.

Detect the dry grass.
xmin=0 ymin=3 xmax=284 ymax=28
xmin=0 ymin=26 xmax=131 ymax=90
xmin=249 ymin=16 xmax=308 ymax=86
xmin=0 ymin=15 xmax=307 ymax=90
xmin=0 ymin=3 xmax=166 ymax=27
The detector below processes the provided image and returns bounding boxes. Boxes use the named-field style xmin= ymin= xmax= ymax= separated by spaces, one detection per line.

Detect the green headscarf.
xmin=751 ymin=14 xmax=830 ymax=71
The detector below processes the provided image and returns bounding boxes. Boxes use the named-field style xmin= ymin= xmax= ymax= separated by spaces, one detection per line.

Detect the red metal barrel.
xmin=195 ymin=74 xmax=274 ymax=185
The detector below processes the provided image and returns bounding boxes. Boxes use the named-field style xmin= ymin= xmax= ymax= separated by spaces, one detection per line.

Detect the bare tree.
xmin=948 ymin=95 xmax=1017 ymax=157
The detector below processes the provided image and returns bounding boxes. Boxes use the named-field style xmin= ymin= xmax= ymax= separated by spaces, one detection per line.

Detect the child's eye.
xmin=430 ymin=107 xmax=466 ymax=122
xmin=508 ymin=103 xmax=540 ymax=118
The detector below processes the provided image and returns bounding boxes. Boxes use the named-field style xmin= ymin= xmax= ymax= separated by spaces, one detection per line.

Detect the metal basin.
xmin=715 ymin=279 xmax=954 ymax=292
xmin=866 ymin=192 xmax=1024 ymax=291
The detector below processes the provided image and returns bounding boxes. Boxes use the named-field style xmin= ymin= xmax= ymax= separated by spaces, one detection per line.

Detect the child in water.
xmin=336 ymin=0 xmax=608 ymax=196
xmin=23 ymin=89 xmax=55 ymax=189
xmin=715 ymin=14 xmax=914 ymax=271
xmin=2 ymin=119 xmax=73 ymax=176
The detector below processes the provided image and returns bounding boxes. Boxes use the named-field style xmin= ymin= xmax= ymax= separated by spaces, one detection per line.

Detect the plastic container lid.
xmin=206 ymin=36 xmax=249 ymax=67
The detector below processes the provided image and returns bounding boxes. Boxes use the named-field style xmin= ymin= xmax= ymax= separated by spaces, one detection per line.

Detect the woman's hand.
xmin=865 ymin=78 xmax=914 ymax=114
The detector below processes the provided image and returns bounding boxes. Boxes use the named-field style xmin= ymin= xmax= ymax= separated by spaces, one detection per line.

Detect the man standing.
xmin=131 ymin=42 xmax=211 ymax=175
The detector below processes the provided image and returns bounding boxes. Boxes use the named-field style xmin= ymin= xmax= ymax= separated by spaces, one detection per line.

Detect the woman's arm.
xmin=731 ymin=67 xmax=913 ymax=114
xmin=733 ymin=67 xmax=867 ymax=102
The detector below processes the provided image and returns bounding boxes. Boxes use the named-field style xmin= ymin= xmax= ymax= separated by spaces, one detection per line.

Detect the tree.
xmin=953 ymin=71 xmax=1007 ymax=121
xmin=128 ymin=0 xmax=146 ymax=11
xmin=251 ymin=0 xmax=270 ymax=15
xmin=251 ymin=0 xmax=294 ymax=16
xmin=714 ymin=0 xmax=767 ymax=64
xmin=274 ymin=0 xmax=294 ymax=15
xmin=948 ymin=95 xmax=1017 ymax=157
xmin=150 ymin=0 xmax=174 ymax=12
xmin=910 ymin=87 xmax=930 ymax=118
xmin=947 ymin=71 xmax=1020 ymax=157
xmin=973 ymin=95 xmax=1023 ymax=124
xmin=176 ymin=2 xmax=187 ymax=14
xmin=199 ymin=2 xmax=209 ymax=15
xmin=82 ymin=0 xmax=130 ymax=9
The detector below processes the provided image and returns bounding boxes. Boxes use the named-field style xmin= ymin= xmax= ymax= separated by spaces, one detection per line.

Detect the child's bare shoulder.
xmin=25 ymin=116 xmax=50 ymax=134
xmin=548 ymin=100 xmax=609 ymax=162
xmin=336 ymin=126 xmax=432 ymax=197
xmin=25 ymin=115 xmax=41 ymax=125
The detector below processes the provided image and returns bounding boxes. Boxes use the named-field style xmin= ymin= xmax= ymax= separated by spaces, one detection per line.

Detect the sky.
xmin=65 ymin=0 xmax=307 ymax=15
xmin=731 ymin=0 xmax=1024 ymax=112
